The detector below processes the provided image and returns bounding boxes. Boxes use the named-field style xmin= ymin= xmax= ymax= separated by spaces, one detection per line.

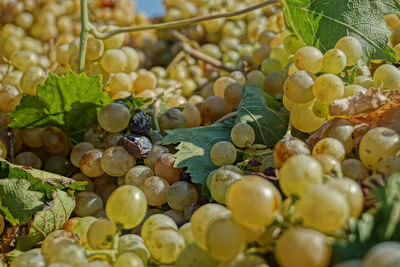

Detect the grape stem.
xmin=78 ymin=0 xmax=90 ymax=73
xmin=213 ymin=111 xmax=238 ymax=123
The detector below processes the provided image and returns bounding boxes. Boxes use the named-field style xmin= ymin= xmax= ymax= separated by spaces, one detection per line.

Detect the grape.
xmin=270 ymin=45 xmax=291 ymax=66
xmin=100 ymin=49 xmax=127 ymax=73
xmin=160 ymin=108 xmax=187 ymax=133
xmin=252 ymin=45 xmax=271 ymax=65
xmin=20 ymin=66 xmax=47 ymax=95
xmin=104 ymin=133 xmax=123 ymax=148
xmin=45 ymin=156 xmax=73 ymax=176
xmin=314 ymin=154 xmax=342 ymax=176
xmin=98 ymin=25 xmax=124 ymax=49
xmin=80 ymin=149 xmax=104 ymax=178
xmin=0 ymin=214 xmax=4 ymax=235
xmin=165 ymin=95 xmax=186 ymax=108
xmin=326 ymin=178 xmax=363 ymax=218
xmin=312 ymin=137 xmax=346 ymax=161
xmin=154 ymin=153 xmax=183 ymax=184
xmin=333 ymin=260 xmax=362 ymax=267
xmin=275 ymin=227 xmax=331 ymax=267
xmin=201 ymin=44 xmax=222 ymax=59
xmin=202 ymin=96 xmax=229 ymax=123
xmin=167 ymin=181 xmax=198 ymax=211
xmin=62 ymin=217 xmax=81 ymax=233
xmin=283 ymin=70 xmax=314 ymax=103
xmin=230 ymin=123 xmax=255 ymax=148
xmin=74 ymin=191 xmax=103 ymax=217
xmin=114 ymin=253 xmax=144 ymax=267
xmin=96 ymin=183 xmax=117 ymax=202
xmin=20 ymin=128 xmax=43 ymax=148
xmin=376 ymin=156 xmax=400 ymax=176
xmin=42 ymin=127 xmax=70 ymax=155
xmin=117 ymin=234 xmax=150 ymax=263
xmin=210 ymin=141 xmax=237 ymax=166
xmin=334 ymin=36 xmax=362 ymax=66
xmin=47 ymin=240 xmax=88 ymax=266
xmin=70 ymin=142 xmax=94 ymax=168
xmin=98 ymin=103 xmax=131 ymax=133
xmin=16 ymin=12 xmax=33 ymax=29
xmin=282 ymin=95 xmax=294 ymax=111
xmin=133 ymin=71 xmax=157 ymax=93
xmin=108 ymin=73 xmax=133 ymax=95
xmin=190 ymin=203 xmax=231 ymax=250
xmin=298 ymin=184 xmax=349 ymax=232
xmin=278 ymin=154 xmax=323 ymax=197
xmin=359 ymin=127 xmax=400 ymax=169
xmin=72 ymin=216 xmax=97 ymax=248
xmin=164 ymin=209 xmax=185 ymax=226
xmin=15 ymin=152 xmax=42 ymax=169
xmin=224 ymin=82 xmax=243 ymax=107
xmin=106 ymin=185 xmax=147 ymax=229
xmin=182 ymin=103 xmax=202 ymax=128
xmin=10 ymin=250 xmax=46 ymax=267
xmin=273 ymin=135 xmax=310 ymax=168
xmin=373 ymin=64 xmax=400 ymax=90
xmin=140 ymin=176 xmax=170 ymax=206
xmin=141 ymin=214 xmax=178 ymax=241
xmin=2 ymin=70 xmax=22 ymax=90
xmin=291 ymin=101 xmax=325 ymax=133
xmin=0 ymin=85 xmax=22 ymax=112
xmin=293 ymin=46 xmax=323 ymax=73
xmin=213 ymin=77 xmax=236 ymax=97
xmin=87 ymin=218 xmax=116 ymax=249
xmin=226 ymin=175 xmax=281 ymax=228
xmin=246 ymin=70 xmax=266 ymax=88
xmin=47 ymin=262 xmax=74 ymax=267
xmin=343 ymin=85 xmax=367 ymax=98
xmin=261 ymin=58 xmax=283 ymax=74
xmin=354 ymin=76 xmax=374 ymax=88
xmin=12 ymin=50 xmax=38 ymax=72
xmin=144 ymin=145 xmax=169 ymax=170
xmin=205 ymin=216 xmax=246 ymax=261
xmin=262 ymin=71 xmax=285 ymax=96
xmin=175 ymin=243 xmax=219 ymax=267
xmin=125 ymin=165 xmax=154 ymax=187
xmin=188 ymin=95 xmax=204 ymax=105
xmin=341 ymin=159 xmax=369 ymax=180
xmin=312 ymin=100 xmax=330 ymax=118
xmin=179 ymin=223 xmax=195 ymax=245
xmin=363 ymin=241 xmax=400 ymax=267
xmin=121 ymin=47 xmax=140 ymax=73
xmin=313 ymin=74 xmax=344 ymax=103
xmin=86 ymin=35 xmax=104 ymax=60
xmin=100 ymin=146 xmax=136 ymax=177
xmin=322 ymin=49 xmax=347 ymax=74
xmin=218 ymin=252 xmax=267 ymax=267
xmin=325 ymin=120 xmax=355 ymax=154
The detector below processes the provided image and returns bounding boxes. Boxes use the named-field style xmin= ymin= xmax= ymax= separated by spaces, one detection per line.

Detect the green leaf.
xmin=161 ymin=120 xmax=234 ymax=186
xmin=9 ymin=71 xmax=112 ymax=141
xmin=236 ymin=86 xmax=288 ymax=146
xmin=283 ymin=0 xmax=399 ymax=63
xmin=0 ymin=179 xmax=44 ymax=226
xmin=16 ymin=190 xmax=75 ymax=251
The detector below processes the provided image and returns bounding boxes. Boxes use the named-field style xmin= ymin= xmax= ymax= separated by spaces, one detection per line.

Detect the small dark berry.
xmin=129 ymin=111 xmax=151 ymax=136
xmin=118 ymin=134 xmax=152 ymax=159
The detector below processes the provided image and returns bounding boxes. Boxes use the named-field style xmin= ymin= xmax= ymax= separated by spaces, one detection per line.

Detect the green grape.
xmin=202 ymin=96 xmax=229 ymax=123
xmin=72 ymin=216 xmax=97 ymax=248
xmin=322 ymin=49 xmax=347 ymax=74
xmin=45 ymin=155 xmax=73 ymax=175
xmin=230 ymin=71 xmax=246 ymax=85
xmin=201 ymin=44 xmax=222 ymax=59
xmin=270 ymin=45 xmax=291 ymax=66
xmin=175 ymin=242 xmax=219 ymax=267
xmin=298 ymin=184 xmax=349 ymax=232
xmin=114 ymin=253 xmax=144 ymax=267
xmin=164 ymin=209 xmax=185 ymax=226
xmin=209 ymin=165 xmax=244 ymax=204
xmin=230 ymin=123 xmax=255 ymax=148
xmin=179 ymin=223 xmax=195 ymax=245
xmin=188 ymin=95 xmax=204 ymax=105
xmin=182 ymin=103 xmax=202 ymax=128
xmin=47 ymin=240 xmax=88 ymax=266
xmin=10 ymin=250 xmax=46 ymax=267
xmin=218 ymin=252 xmax=267 ymax=267
xmin=16 ymin=12 xmax=33 ymax=29
xmin=134 ymin=71 xmax=157 ymax=93
xmin=160 ymin=108 xmax=187 ymax=133
xmin=74 ymin=191 xmax=103 ymax=217
xmin=12 ymin=50 xmax=38 ymax=72
xmin=210 ymin=141 xmax=237 ymax=166
xmin=190 ymin=203 xmax=231 ymax=250
xmin=283 ymin=70 xmax=314 ymax=103
xmin=144 ymin=227 xmax=185 ymax=264
xmin=86 ymin=35 xmax=104 ymax=60
xmin=273 ymin=135 xmax=311 ymax=168
xmin=312 ymin=137 xmax=346 ymax=161
xmin=205 ymin=216 xmax=246 ymax=261
xmin=275 ymin=227 xmax=331 ymax=267
xmin=262 ymin=71 xmax=285 ymax=96
xmin=140 ymin=176 xmax=170 ymax=206
xmin=106 ymin=185 xmax=147 ymax=229
xmin=334 ymin=36 xmax=362 ymax=66
xmin=326 ymin=178 xmax=363 ymax=218
xmin=98 ymin=103 xmax=131 ymax=133
xmin=376 ymin=156 xmax=400 ymax=176
xmin=143 ymin=145 xmax=169 ymax=170
xmin=246 ymin=70 xmax=265 ymax=88
xmin=261 ymin=58 xmax=283 ymax=74
xmin=80 ymin=149 xmax=104 ymax=178
xmin=165 ymin=95 xmax=187 ymax=108
xmin=167 ymin=181 xmax=198 ymax=211
xmin=325 ymin=120 xmax=355 ymax=153
xmin=96 ymin=183 xmax=117 ymax=202
xmin=118 ymin=234 xmax=150 ymax=263
xmin=314 ymin=154 xmax=342 ymax=176
xmin=108 ymin=73 xmax=133 ymax=95
xmin=252 ymin=44 xmax=271 ymax=65
xmin=341 ymin=159 xmax=369 ymax=180
xmin=333 ymin=259 xmax=362 ymax=267
xmin=359 ymin=127 xmax=400 ymax=169
xmin=312 ymin=100 xmax=330 ymax=118
xmin=226 ymin=175 xmax=281 ymax=228
xmin=182 ymin=79 xmax=197 ymax=97
xmin=47 ymin=263 xmax=74 ymax=267
xmin=294 ymin=46 xmax=323 ymax=74
xmin=141 ymin=214 xmax=177 ymax=241
xmin=100 ymin=146 xmax=136 ymax=177
xmin=104 ymin=133 xmax=123 ymax=148
xmin=278 ymin=154 xmax=323 ymax=197
xmin=87 ymin=218 xmax=116 ymax=249
xmin=363 ymin=242 xmax=400 ymax=267
xmin=291 ymin=101 xmax=325 ymax=133
xmin=202 ymin=17 xmax=225 ymax=33
xmin=313 ymin=74 xmax=344 ymax=103
xmin=343 ymin=85 xmax=366 ymax=98
xmin=282 ymin=95 xmax=294 ymax=111
xmin=125 ymin=165 xmax=154 ymax=187
xmin=121 ymin=47 xmax=140 ymax=73
xmin=70 ymin=142 xmax=94 ymax=168
xmin=15 ymin=152 xmax=42 ymax=169
xmin=0 ymin=85 xmax=22 ymax=112
xmin=2 ymin=70 xmax=22 ymax=90
xmin=224 ymin=82 xmax=243 ymax=107
xmin=100 ymin=49 xmax=127 ymax=73
xmin=20 ymin=66 xmax=47 ymax=95
xmin=214 ymin=76 xmax=237 ymax=97
xmin=283 ymin=34 xmax=305 ymax=54
xmin=354 ymin=76 xmax=374 ymax=88
xmin=373 ymin=64 xmax=400 ymax=90
xmin=99 ymin=25 xmax=125 ymax=49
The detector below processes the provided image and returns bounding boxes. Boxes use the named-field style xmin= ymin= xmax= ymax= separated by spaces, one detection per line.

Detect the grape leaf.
xmin=16 ymin=190 xmax=75 ymax=251
xmin=9 ymin=71 xmax=113 ymax=141
xmin=236 ymin=86 xmax=288 ymax=146
xmin=283 ymin=0 xmax=399 ymax=63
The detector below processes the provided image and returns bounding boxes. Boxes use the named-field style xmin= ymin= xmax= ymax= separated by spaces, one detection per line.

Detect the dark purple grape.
xmin=129 ymin=111 xmax=151 ymax=136
xmin=118 ymin=134 xmax=152 ymax=159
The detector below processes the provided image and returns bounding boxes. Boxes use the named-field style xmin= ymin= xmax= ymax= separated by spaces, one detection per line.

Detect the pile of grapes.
xmin=1 ymin=0 xmax=400 ymax=266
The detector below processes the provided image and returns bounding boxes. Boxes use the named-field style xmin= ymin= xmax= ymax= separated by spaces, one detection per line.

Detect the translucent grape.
xmin=313 ymin=74 xmax=344 ymax=103
xmin=108 ymin=73 xmax=133 ymax=95
xmin=282 ymin=95 xmax=294 ymax=111
xmin=160 ymin=108 xmax=187 ymax=133
xmin=202 ymin=96 xmax=229 ymax=123
xmin=133 ymin=71 xmax=157 ymax=93
xmin=100 ymin=49 xmax=127 ymax=73
xmin=70 ymin=142 xmax=94 ymax=168
xmin=373 ymin=64 xmax=400 ymax=90
xmin=334 ymin=36 xmax=362 ymax=66
xmin=325 ymin=120 xmax=355 ymax=154
xmin=314 ymin=154 xmax=342 ymax=176
xmin=376 ymin=156 xmax=400 ymax=177
xmin=210 ymin=141 xmax=237 ymax=166
xmin=140 ymin=176 xmax=170 ymax=206
xmin=179 ymin=223 xmax=195 ymax=245
xmin=343 ymin=85 xmax=366 ymax=98
xmin=12 ymin=50 xmax=38 ymax=72
xmin=224 ymin=82 xmax=243 ymax=107
xmin=273 ymin=135 xmax=311 ymax=168
xmin=230 ymin=123 xmax=255 ymax=148
xmin=98 ymin=103 xmax=131 ymax=133
xmin=182 ymin=103 xmax=201 ymax=128
xmin=167 ymin=181 xmax=198 ymax=211
xmin=114 ymin=253 xmax=144 ymax=267
xmin=341 ymin=159 xmax=369 ymax=180
xmin=246 ymin=70 xmax=265 ymax=88
xmin=0 ymin=85 xmax=22 ymax=112
xmin=143 ymin=145 xmax=169 ymax=170
xmin=312 ymin=100 xmax=330 ymax=118
xmin=262 ymin=71 xmax=285 ymax=97
xmin=20 ymin=66 xmax=46 ymax=95
xmin=293 ymin=46 xmax=323 ymax=73
xmin=80 ymin=149 xmax=104 ymax=178
xmin=175 ymin=243 xmax=219 ymax=267
xmin=117 ymin=234 xmax=150 ymax=263
xmin=291 ymin=101 xmax=325 ymax=133
xmin=15 ymin=152 xmax=42 ymax=169
xmin=322 ymin=49 xmax=347 ymax=74
xmin=209 ymin=165 xmax=243 ymax=204
xmin=312 ymin=137 xmax=346 ymax=161
xmin=154 ymin=153 xmax=183 ymax=184
xmin=87 ymin=218 xmax=116 ymax=249
xmin=261 ymin=58 xmax=283 ymax=74
xmin=125 ymin=165 xmax=154 ymax=187
xmin=74 ymin=191 xmax=103 ymax=217
xmin=363 ymin=242 xmax=400 ymax=267
xmin=100 ymin=146 xmax=136 ymax=177
xmin=141 ymin=214 xmax=178 ymax=241
xmin=86 ymin=35 xmax=104 ymax=60
xmin=10 ymin=250 xmax=46 ymax=267
xmin=121 ymin=47 xmax=140 ymax=73
xmin=283 ymin=70 xmax=314 ymax=103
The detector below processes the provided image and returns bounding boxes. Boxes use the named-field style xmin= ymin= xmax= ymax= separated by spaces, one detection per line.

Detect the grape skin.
xmin=322 ymin=48 xmax=347 ymax=74
xmin=334 ymin=36 xmax=362 ymax=66
xmin=283 ymin=70 xmax=314 ymax=104
xmin=291 ymin=101 xmax=325 ymax=133
xmin=363 ymin=242 xmax=400 ymax=267
xmin=209 ymin=165 xmax=243 ymax=204
xmin=312 ymin=137 xmax=346 ymax=162
xmin=293 ymin=46 xmax=323 ymax=74
xmin=210 ymin=141 xmax=237 ymax=166
xmin=230 ymin=123 xmax=255 ymax=148
xmin=373 ymin=64 xmax=400 ymax=90
xmin=313 ymin=74 xmax=344 ymax=104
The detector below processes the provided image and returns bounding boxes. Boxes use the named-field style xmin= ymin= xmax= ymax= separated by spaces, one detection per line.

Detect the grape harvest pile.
xmin=2 ymin=0 xmax=400 ymax=266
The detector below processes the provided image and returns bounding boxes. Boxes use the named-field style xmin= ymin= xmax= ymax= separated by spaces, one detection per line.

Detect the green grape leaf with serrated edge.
xmin=282 ymin=0 xmax=399 ymax=63
xmin=9 ymin=71 xmax=113 ymax=142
